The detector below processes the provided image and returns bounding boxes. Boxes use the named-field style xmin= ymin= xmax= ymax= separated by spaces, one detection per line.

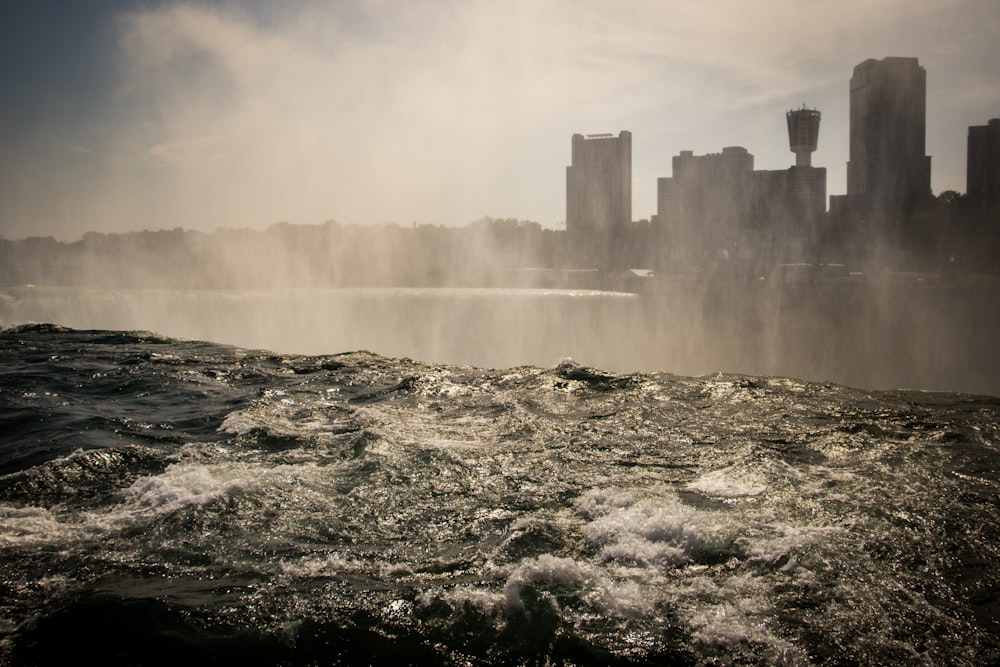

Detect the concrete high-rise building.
xmin=967 ymin=118 xmax=1000 ymax=205
xmin=845 ymin=57 xmax=932 ymax=220
xmin=752 ymin=166 xmax=826 ymax=259
xmin=656 ymin=146 xmax=754 ymax=268
xmin=656 ymin=109 xmax=826 ymax=271
xmin=658 ymin=147 xmax=752 ymax=240
xmin=566 ymin=132 xmax=632 ymax=236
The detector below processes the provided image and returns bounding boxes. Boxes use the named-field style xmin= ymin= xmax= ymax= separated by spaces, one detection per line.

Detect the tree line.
xmin=0 ymin=218 xmax=569 ymax=289
xmin=2 ymin=192 xmax=997 ymax=289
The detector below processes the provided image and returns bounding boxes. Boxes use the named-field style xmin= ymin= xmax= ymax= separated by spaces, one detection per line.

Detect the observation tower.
xmin=787 ymin=106 xmax=821 ymax=167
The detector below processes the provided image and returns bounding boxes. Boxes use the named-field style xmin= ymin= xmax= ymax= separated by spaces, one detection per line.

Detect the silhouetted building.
xmin=566 ymin=131 xmax=631 ymax=267
xmin=751 ymin=165 xmax=826 ymax=261
xmin=844 ymin=57 xmax=932 ymax=221
xmin=657 ymin=147 xmax=753 ymax=268
xmin=656 ymin=110 xmax=826 ymax=271
xmin=968 ymin=118 xmax=1000 ymax=205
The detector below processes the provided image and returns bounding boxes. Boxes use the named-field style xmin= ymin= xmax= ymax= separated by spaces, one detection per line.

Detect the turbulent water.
xmin=1 ymin=324 xmax=999 ymax=665
xmin=5 ymin=283 xmax=1000 ymax=396
xmin=0 ymin=286 xmax=641 ymax=373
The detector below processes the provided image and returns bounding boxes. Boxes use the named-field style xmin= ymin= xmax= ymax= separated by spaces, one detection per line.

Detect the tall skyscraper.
xmin=967 ymin=118 xmax=1000 ymax=205
xmin=566 ymin=132 xmax=632 ymax=236
xmin=846 ymin=57 xmax=932 ymax=220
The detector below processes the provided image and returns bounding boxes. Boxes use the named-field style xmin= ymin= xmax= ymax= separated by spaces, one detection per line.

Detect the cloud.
xmin=111 ymin=2 xmax=598 ymax=227
xmin=61 ymin=0 xmax=1000 ymax=233
xmin=0 ymin=0 xmax=993 ymax=241
xmin=147 ymin=136 xmax=228 ymax=166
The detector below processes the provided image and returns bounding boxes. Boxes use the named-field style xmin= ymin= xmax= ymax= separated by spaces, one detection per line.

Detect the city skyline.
xmin=1 ymin=0 xmax=998 ymax=241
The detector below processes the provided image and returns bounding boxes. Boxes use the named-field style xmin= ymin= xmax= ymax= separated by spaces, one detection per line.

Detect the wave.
xmin=0 ymin=325 xmax=998 ymax=664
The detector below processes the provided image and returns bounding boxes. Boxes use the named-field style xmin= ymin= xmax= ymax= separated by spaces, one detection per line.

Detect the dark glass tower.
xmin=967 ymin=118 xmax=1000 ymax=205
xmin=846 ymin=57 xmax=932 ymax=220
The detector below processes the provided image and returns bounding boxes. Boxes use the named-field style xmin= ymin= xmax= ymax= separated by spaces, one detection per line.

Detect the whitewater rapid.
xmin=0 ymin=325 xmax=998 ymax=665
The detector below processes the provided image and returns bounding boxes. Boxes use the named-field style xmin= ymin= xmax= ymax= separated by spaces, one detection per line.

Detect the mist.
xmin=2 ymin=1 xmax=997 ymax=239
xmin=1 ymin=1 xmax=998 ymax=396
xmin=3 ymin=219 xmax=1000 ymax=397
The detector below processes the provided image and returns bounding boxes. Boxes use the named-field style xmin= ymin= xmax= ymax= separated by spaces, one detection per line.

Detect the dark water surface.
xmin=1 ymin=324 xmax=998 ymax=665
xmin=4 ymin=282 xmax=999 ymax=396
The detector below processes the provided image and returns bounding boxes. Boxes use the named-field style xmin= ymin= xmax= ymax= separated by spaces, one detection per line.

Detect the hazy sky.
xmin=1 ymin=0 xmax=997 ymax=240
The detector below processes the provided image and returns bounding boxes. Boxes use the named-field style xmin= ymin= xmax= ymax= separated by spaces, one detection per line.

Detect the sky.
xmin=1 ymin=0 xmax=998 ymax=241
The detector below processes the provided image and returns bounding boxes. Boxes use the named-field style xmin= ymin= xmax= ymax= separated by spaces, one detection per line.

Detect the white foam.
xmin=421 ymin=374 xmax=473 ymax=398
xmin=575 ymin=487 xmax=637 ymax=520
xmin=0 ymin=504 xmax=96 ymax=547
xmin=583 ymin=496 xmax=698 ymax=568
xmin=578 ymin=487 xmax=724 ymax=570
xmin=278 ymin=552 xmax=364 ymax=578
xmin=218 ymin=409 xmax=262 ymax=436
xmin=598 ymin=578 xmax=653 ymax=617
xmin=218 ymin=401 xmax=356 ymax=446
xmin=666 ymin=572 xmax=811 ymax=662
xmin=747 ymin=524 xmax=845 ymax=568
xmin=124 ymin=464 xmax=252 ymax=515
xmin=504 ymin=554 xmax=591 ymax=608
xmin=687 ymin=465 xmax=766 ymax=498
xmin=1 ymin=458 xmax=260 ymax=547
xmin=502 ymin=554 xmax=656 ymax=618
xmin=416 ymin=586 xmax=504 ymax=615
xmin=706 ymin=378 xmax=764 ymax=403
xmin=687 ymin=598 xmax=809 ymax=663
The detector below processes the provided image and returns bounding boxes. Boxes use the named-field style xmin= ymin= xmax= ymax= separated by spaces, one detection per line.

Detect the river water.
xmin=1 ymin=323 xmax=998 ymax=665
